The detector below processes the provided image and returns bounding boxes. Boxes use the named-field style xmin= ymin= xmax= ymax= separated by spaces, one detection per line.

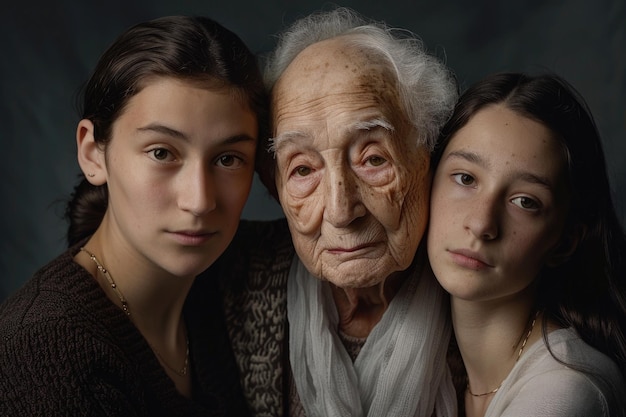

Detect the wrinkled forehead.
xmin=272 ymin=35 xmax=400 ymax=108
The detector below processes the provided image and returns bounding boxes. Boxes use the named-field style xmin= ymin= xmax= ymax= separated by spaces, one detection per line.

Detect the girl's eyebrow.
xmin=446 ymin=149 xmax=489 ymax=168
xmin=136 ymin=123 xmax=255 ymax=145
xmin=137 ymin=123 xmax=188 ymax=141
xmin=446 ymin=149 xmax=554 ymax=190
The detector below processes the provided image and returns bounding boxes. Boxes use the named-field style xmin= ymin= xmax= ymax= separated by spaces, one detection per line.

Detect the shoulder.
xmin=0 ymin=246 xmax=96 ymax=336
xmin=0 ymin=246 xmax=129 ymax=365
xmin=0 ymin=254 xmax=156 ymax=414
xmin=0 ymin=305 xmax=144 ymax=415
xmin=492 ymin=328 xmax=626 ymax=417
xmin=0 ymin=245 xmax=140 ymax=385
xmin=547 ymin=328 xmax=623 ymax=373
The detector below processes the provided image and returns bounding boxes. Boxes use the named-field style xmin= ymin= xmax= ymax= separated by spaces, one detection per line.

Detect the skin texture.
xmin=81 ymin=77 xmax=257 ymax=282
xmin=272 ymin=36 xmax=430 ymax=289
xmin=75 ymin=77 xmax=258 ymax=395
xmin=428 ymin=104 xmax=570 ymax=305
xmin=271 ymin=36 xmax=431 ymax=336
xmin=427 ymin=104 xmax=572 ymax=416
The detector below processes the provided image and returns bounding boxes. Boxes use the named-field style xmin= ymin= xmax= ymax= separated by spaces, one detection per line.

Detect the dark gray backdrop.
xmin=1 ymin=0 xmax=624 ymax=301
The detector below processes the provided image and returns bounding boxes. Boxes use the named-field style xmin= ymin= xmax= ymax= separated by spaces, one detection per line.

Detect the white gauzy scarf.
xmin=287 ymin=255 xmax=457 ymax=417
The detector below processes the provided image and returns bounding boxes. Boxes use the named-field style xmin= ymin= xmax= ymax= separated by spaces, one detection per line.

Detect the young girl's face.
xmin=100 ymin=77 xmax=257 ymax=278
xmin=427 ymin=104 xmax=570 ymax=304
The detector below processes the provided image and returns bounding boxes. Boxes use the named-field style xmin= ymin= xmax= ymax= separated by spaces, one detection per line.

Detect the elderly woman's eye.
xmin=295 ymin=166 xmax=312 ymax=176
xmin=366 ymin=155 xmax=387 ymax=166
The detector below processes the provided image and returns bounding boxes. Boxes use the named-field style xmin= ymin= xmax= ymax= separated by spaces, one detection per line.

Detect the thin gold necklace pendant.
xmin=467 ymin=311 xmax=539 ymax=397
xmin=80 ymin=246 xmax=189 ymax=377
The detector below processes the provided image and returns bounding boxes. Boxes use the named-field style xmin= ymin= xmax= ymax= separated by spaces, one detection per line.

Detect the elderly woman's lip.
xmin=326 ymin=243 xmax=374 ymax=253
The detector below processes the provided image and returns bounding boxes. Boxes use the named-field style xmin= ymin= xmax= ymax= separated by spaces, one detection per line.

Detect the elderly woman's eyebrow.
xmin=349 ymin=117 xmax=395 ymax=133
xmin=268 ymin=131 xmax=310 ymax=153
xmin=268 ymin=118 xmax=394 ymax=154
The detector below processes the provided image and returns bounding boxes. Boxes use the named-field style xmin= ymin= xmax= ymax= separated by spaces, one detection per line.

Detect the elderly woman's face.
xmin=271 ymin=37 xmax=431 ymax=288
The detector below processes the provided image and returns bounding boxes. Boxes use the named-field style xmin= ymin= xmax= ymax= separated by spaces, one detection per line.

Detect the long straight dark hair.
xmin=437 ymin=72 xmax=626 ymax=403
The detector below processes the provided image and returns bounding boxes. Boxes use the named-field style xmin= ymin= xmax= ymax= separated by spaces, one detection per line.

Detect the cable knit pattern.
xmin=0 ymin=242 xmax=250 ymax=417
xmin=216 ymin=219 xmax=294 ymax=417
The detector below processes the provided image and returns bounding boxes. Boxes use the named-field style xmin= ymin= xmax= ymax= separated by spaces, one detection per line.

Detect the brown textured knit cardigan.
xmin=0 ymin=241 xmax=250 ymax=417
xmin=216 ymin=219 xmax=295 ymax=417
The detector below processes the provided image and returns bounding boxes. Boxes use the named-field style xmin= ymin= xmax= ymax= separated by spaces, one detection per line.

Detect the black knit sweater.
xmin=0 ymin=242 xmax=250 ymax=417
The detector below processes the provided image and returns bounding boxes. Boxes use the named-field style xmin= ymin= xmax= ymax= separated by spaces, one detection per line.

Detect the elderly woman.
xmin=215 ymin=7 xmax=458 ymax=417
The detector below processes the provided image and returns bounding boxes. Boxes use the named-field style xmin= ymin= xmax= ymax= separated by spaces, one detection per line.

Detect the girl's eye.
xmin=218 ymin=155 xmax=237 ymax=167
xmin=294 ymin=165 xmax=312 ymax=177
xmin=452 ymin=173 xmax=475 ymax=186
xmin=366 ymin=155 xmax=387 ymax=167
xmin=511 ymin=196 xmax=541 ymax=210
xmin=149 ymin=148 xmax=173 ymax=161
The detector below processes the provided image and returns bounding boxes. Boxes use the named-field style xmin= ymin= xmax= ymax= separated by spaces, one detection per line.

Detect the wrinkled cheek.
xmin=281 ymin=190 xmax=324 ymax=235
xmin=389 ymin=185 xmax=430 ymax=266
xmin=363 ymin=184 xmax=405 ymax=229
xmin=292 ymin=234 xmax=324 ymax=278
xmin=280 ymin=194 xmax=326 ymax=276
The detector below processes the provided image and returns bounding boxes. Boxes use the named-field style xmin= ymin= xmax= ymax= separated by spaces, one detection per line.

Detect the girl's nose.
xmin=178 ymin=164 xmax=217 ymax=216
xmin=465 ymin=195 xmax=499 ymax=240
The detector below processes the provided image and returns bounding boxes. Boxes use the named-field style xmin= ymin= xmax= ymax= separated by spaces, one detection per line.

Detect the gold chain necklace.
xmin=467 ymin=311 xmax=538 ymax=397
xmin=80 ymin=247 xmax=189 ymax=377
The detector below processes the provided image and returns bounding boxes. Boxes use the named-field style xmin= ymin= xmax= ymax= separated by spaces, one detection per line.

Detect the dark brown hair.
xmin=65 ymin=15 xmax=267 ymax=245
xmin=438 ymin=73 xmax=626 ymax=406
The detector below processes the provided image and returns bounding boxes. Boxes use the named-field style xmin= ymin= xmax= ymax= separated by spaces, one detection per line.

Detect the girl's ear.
xmin=546 ymin=224 xmax=586 ymax=267
xmin=76 ymin=119 xmax=107 ymax=185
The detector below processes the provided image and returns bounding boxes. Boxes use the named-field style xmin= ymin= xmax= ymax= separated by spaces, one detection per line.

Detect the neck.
xmin=75 ymin=229 xmax=195 ymax=396
xmin=450 ymin=294 xmax=541 ymax=416
xmin=330 ymin=264 xmax=413 ymax=338
xmin=78 ymin=240 xmax=193 ymax=333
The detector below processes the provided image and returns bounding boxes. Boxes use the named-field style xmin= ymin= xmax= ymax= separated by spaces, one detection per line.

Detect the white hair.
xmin=264 ymin=7 xmax=458 ymax=150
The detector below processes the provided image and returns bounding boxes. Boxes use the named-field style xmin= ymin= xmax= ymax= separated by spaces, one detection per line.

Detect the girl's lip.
xmin=448 ymin=248 xmax=494 ymax=270
xmin=169 ymin=230 xmax=215 ymax=246
xmin=175 ymin=229 xmax=212 ymax=236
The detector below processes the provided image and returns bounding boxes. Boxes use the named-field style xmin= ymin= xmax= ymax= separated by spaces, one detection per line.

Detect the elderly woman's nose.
xmin=323 ymin=166 xmax=366 ymax=227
